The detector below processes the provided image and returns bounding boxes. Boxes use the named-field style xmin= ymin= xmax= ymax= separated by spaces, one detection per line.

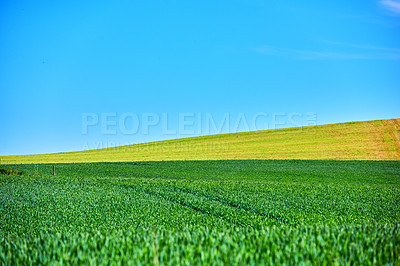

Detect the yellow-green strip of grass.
xmin=1 ymin=118 xmax=399 ymax=164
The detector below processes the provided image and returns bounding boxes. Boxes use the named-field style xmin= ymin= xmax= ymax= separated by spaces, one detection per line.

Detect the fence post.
xmin=52 ymin=165 xmax=55 ymax=176
xmin=34 ymin=164 xmax=38 ymax=176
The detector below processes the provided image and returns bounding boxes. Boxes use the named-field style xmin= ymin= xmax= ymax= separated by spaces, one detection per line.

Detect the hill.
xmin=1 ymin=118 xmax=399 ymax=164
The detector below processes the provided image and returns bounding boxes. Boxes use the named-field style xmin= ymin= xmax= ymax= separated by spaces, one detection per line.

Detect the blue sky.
xmin=1 ymin=0 xmax=399 ymax=155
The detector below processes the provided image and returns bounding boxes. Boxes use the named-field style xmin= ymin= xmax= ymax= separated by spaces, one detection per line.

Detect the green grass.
xmin=1 ymin=118 xmax=400 ymax=164
xmin=1 ymin=160 xmax=399 ymax=264
xmin=0 ymin=166 xmax=22 ymax=175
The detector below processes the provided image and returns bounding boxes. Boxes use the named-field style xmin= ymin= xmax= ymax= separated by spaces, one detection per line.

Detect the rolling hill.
xmin=1 ymin=118 xmax=399 ymax=164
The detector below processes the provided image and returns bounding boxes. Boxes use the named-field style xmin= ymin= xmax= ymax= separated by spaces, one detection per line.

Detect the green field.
xmin=1 ymin=160 xmax=399 ymax=264
xmin=1 ymin=118 xmax=399 ymax=164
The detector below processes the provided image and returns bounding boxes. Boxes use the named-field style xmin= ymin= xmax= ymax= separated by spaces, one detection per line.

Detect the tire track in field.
xmin=116 ymin=181 xmax=291 ymax=226
xmin=118 ymin=184 xmax=248 ymax=227
xmin=168 ymin=185 xmax=292 ymax=225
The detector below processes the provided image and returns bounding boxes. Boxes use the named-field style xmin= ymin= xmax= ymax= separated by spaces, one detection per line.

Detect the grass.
xmin=1 ymin=119 xmax=399 ymax=263
xmin=1 ymin=118 xmax=399 ymax=164
xmin=1 ymin=160 xmax=399 ymax=264
xmin=0 ymin=166 xmax=22 ymax=175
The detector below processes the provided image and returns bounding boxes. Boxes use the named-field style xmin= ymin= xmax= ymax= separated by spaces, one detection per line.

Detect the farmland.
xmin=1 ymin=160 xmax=399 ymax=264
xmin=1 ymin=118 xmax=400 ymax=164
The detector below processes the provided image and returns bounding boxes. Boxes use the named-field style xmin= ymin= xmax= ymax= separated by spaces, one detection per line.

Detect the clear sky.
xmin=1 ymin=0 xmax=399 ymax=155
